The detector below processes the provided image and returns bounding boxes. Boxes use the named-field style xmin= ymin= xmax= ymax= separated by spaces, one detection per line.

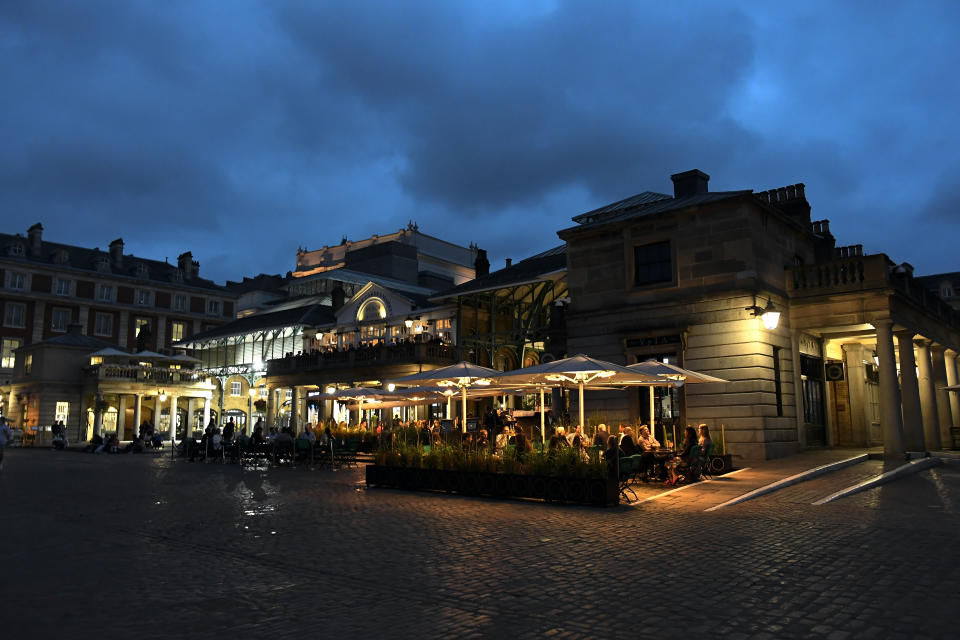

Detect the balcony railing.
xmin=83 ymin=365 xmax=211 ymax=385
xmin=267 ymin=342 xmax=458 ymax=376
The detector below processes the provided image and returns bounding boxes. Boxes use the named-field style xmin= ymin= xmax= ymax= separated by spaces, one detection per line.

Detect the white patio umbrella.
xmin=627 ymin=360 xmax=727 ymax=446
xmin=390 ymin=362 xmax=502 ymax=432
xmin=490 ymin=354 xmax=662 ymax=440
xmin=319 ymin=387 xmax=391 ymax=424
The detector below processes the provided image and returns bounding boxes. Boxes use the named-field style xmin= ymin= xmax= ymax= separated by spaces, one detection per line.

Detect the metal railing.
xmin=83 ymin=365 xmax=211 ymax=385
xmin=267 ymin=341 xmax=458 ymax=375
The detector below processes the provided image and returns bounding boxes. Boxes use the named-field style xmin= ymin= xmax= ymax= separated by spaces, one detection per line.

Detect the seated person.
xmin=593 ymin=424 xmax=609 ymax=447
xmin=603 ymin=435 xmax=622 ymax=477
xmin=619 ymin=426 xmax=638 ymax=456
xmin=698 ymin=423 xmax=712 ymax=452
xmin=512 ymin=429 xmax=533 ymax=459
xmin=548 ymin=427 xmax=570 ymax=450
xmin=665 ymin=426 xmax=698 ymax=485
xmin=476 ymin=429 xmax=489 ymax=448
xmin=636 ymin=425 xmax=660 ymax=481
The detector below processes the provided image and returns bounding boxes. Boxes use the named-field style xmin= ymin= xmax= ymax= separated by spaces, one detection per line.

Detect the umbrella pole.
xmin=540 ymin=386 xmax=546 ymax=445
xmin=578 ymin=380 xmax=585 ymax=433
xmin=446 ymin=395 xmax=452 ymax=420
xmin=461 ymin=387 xmax=467 ymax=433
xmin=649 ymin=386 xmax=655 ymax=430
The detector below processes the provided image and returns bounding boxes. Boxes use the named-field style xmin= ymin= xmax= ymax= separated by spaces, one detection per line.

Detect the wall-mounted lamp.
xmin=249 ymin=387 xmax=257 ymax=398
xmin=387 ymin=383 xmax=396 ymax=392
xmin=404 ymin=317 xmax=414 ymax=329
xmin=746 ymin=298 xmax=781 ymax=330
xmin=158 ymin=389 xmax=167 ymax=401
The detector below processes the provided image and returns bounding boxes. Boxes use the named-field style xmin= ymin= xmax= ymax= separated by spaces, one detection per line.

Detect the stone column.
xmin=93 ymin=392 xmax=104 ymax=437
xmin=932 ymin=345 xmax=953 ymax=449
xmin=842 ymin=343 xmax=870 ymax=446
xmin=186 ymin=398 xmax=196 ymax=437
xmin=266 ymin=386 xmax=276 ymax=431
xmin=169 ymin=395 xmax=179 ymax=442
xmin=133 ymin=394 xmax=142 ymax=438
xmin=894 ymin=330 xmax=925 ymax=451
xmin=202 ymin=396 xmax=211 ymax=430
xmin=290 ymin=386 xmax=300 ymax=433
xmin=946 ymin=350 xmax=960 ymax=429
xmin=154 ymin=395 xmax=163 ymax=430
xmin=915 ymin=340 xmax=941 ymax=450
xmin=873 ymin=320 xmax=905 ymax=458
xmin=248 ymin=391 xmax=255 ymax=435
xmin=117 ymin=395 xmax=128 ymax=440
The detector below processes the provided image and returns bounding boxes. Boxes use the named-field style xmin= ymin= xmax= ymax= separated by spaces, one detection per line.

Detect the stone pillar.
xmin=133 ymin=394 xmax=142 ymax=438
xmin=202 ymin=396 xmax=211 ymax=430
xmin=290 ymin=386 xmax=300 ymax=433
xmin=266 ymin=386 xmax=276 ymax=431
xmin=186 ymin=398 xmax=196 ymax=437
xmin=248 ymin=391 xmax=255 ymax=435
xmin=916 ymin=340 xmax=941 ymax=450
xmin=93 ymin=392 xmax=104 ymax=437
xmin=932 ymin=345 xmax=953 ymax=449
xmin=842 ymin=343 xmax=870 ymax=446
xmin=873 ymin=320 xmax=905 ymax=458
xmin=154 ymin=395 xmax=163 ymax=430
xmin=946 ymin=350 xmax=960 ymax=429
xmin=894 ymin=330 xmax=925 ymax=452
xmin=169 ymin=395 xmax=179 ymax=442
xmin=117 ymin=395 xmax=128 ymax=440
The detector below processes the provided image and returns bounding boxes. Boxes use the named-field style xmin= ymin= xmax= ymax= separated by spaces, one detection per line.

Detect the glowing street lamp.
xmin=747 ymin=298 xmax=780 ymax=330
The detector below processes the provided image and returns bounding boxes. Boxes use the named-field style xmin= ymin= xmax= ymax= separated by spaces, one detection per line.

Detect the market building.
xmin=558 ymin=169 xmax=960 ymax=459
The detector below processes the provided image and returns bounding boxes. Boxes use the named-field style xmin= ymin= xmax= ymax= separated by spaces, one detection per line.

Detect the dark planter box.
xmin=365 ymin=465 xmax=618 ymax=506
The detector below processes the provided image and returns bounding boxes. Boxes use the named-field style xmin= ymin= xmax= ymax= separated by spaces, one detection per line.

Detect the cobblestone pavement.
xmin=2 ymin=449 xmax=958 ymax=639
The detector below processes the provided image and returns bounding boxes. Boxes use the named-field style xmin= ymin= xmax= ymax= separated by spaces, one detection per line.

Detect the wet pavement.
xmin=1 ymin=448 xmax=958 ymax=639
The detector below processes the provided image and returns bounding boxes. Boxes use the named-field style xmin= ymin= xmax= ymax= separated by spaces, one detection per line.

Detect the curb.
xmin=813 ymin=457 xmax=942 ymax=504
xmin=704 ymin=453 xmax=869 ymax=512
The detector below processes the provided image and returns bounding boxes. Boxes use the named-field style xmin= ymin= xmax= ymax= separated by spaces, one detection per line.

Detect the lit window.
xmin=51 ymin=308 xmax=70 ymax=331
xmin=4 ymin=302 xmax=26 ymax=328
xmin=230 ymin=381 xmax=242 ymax=396
xmin=55 ymin=402 xmax=70 ymax=424
xmin=135 ymin=289 xmax=151 ymax=306
xmin=173 ymin=295 xmax=187 ymax=312
xmin=633 ymin=240 xmax=673 ymax=287
xmin=54 ymin=278 xmax=71 ymax=296
xmin=24 ymin=353 xmax=33 ymax=375
xmin=97 ymin=284 xmax=114 ymax=301
xmin=1 ymin=338 xmax=22 ymax=369
xmin=90 ymin=356 xmax=103 ymax=365
xmin=171 ymin=321 xmax=185 ymax=342
xmin=259 ymin=385 xmax=267 ymax=398
xmin=135 ymin=318 xmax=150 ymax=337
xmin=207 ymin=299 xmax=220 ymax=315
xmin=285 ymin=389 xmax=292 ymax=399
xmin=94 ymin=312 xmax=113 ymax=337
xmin=6 ymin=271 xmax=26 ymax=291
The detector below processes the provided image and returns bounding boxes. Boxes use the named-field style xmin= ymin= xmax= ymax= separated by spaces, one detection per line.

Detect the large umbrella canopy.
xmin=134 ymin=350 xmax=169 ymax=360
xmin=627 ymin=360 xmax=727 ymax=383
xmin=391 ymin=362 xmax=502 ymax=432
xmin=88 ymin=347 xmax=131 ymax=358
xmin=490 ymin=354 xmax=663 ymax=439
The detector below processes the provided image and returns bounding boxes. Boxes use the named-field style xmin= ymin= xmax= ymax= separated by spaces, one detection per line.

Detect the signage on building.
xmin=798 ymin=333 xmax=822 ymax=357
xmin=625 ymin=335 xmax=681 ymax=349
xmin=825 ymin=362 xmax=845 ymax=381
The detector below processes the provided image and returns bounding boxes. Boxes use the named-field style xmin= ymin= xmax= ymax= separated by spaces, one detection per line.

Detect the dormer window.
xmin=171 ymin=269 xmax=184 ymax=283
xmin=135 ymin=263 xmax=149 ymax=279
xmin=8 ymin=242 xmax=25 ymax=257
xmin=941 ymin=282 xmax=955 ymax=299
xmin=94 ymin=255 xmax=111 ymax=273
xmin=53 ymin=249 xmax=70 ymax=265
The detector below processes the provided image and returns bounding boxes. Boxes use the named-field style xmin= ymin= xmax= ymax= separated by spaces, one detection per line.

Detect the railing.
xmin=83 ymin=365 xmax=211 ymax=385
xmin=267 ymin=342 xmax=458 ymax=376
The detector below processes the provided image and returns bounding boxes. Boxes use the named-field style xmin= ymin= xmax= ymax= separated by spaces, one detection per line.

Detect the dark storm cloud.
xmin=2 ymin=1 xmax=960 ymax=282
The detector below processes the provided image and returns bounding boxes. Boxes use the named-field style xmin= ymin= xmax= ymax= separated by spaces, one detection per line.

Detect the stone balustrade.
xmin=267 ymin=341 xmax=458 ymax=376
xmin=83 ymin=365 xmax=210 ymax=385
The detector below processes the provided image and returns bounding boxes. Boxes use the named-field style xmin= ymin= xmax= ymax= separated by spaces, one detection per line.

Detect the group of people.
xmin=596 ymin=422 xmax=712 ymax=485
xmin=184 ymin=417 xmax=337 ymax=462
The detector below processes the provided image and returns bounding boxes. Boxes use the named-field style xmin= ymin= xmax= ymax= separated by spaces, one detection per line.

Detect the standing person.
xmin=0 ymin=418 xmax=12 ymax=472
xmin=223 ymin=418 xmax=235 ymax=443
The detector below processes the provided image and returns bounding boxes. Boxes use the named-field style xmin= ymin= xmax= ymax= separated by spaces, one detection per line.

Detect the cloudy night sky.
xmin=2 ymin=1 xmax=958 ymax=284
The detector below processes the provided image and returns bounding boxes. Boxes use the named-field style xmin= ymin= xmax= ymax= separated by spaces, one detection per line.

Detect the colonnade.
xmin=869 ymin=320 xmax=960 ymax=458
xmin=91 ymin=391 xmax=213 ymax=441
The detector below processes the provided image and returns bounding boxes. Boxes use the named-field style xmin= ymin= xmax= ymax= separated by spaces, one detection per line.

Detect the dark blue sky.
xmin=3 ymin=1 xmax=959 ymax=283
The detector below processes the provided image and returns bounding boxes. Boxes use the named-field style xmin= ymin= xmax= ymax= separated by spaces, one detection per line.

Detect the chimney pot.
xmin=109 ymin=238 xmax=124 ymax=269
xmin=474 ymin=248 xmax=490 ymax=277
xmin=670 ymin=169 xmax=710 ymax=198
xmin=505 ymin=258 xmax=512 ymax=268
xmin=27 ymin=223 xmax=43 ymax=256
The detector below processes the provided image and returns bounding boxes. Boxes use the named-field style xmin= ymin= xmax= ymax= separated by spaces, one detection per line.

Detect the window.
xmin=135 ymin=263 xmax=149 ymax=278
xmin=941 ymin=283 xmax=955 ymax=299
xmin=259 ymin=385 xmax=267 ymax=398
xmin=90 ymin=356 xmax=103 ymax=365
xmin=4 ymin=302 xmax=26 ymax=328
xmin=51 ymin=308 xmax=70 ymax=332
xmin=230 ymin=381 xmax=242 ymax=396
xmin=94 ymin=312 xmax=113 ymax=337
xmin=6 ymin=271 xmax=26 ymax=291
xmin=171 ymin=321 xmax=185 ymax=342
xmin=54 ymin=278 xmax=71 ymax=296
xmin=55 ymin=402 xmax=70 ymax=424
xmin=24 ymin=353 xmax=33 ymax=375
xmin=135 ymin=317 xmax=150 ymax=337
xmin=285 ymin=389 xmax=292 ymax=399
xmin=97 ymin=284 xmax=114 ymax=302
xmin=173 ymin=294 xmax=187 ymax=312
xmin=633 ymin=240 xmax=673 ymax=287
xmin=1 ymin=338 xmax=22 ymax=369
xmin=135 ymin=288 xmax=151 ymax=306
xmin=207 ymin=299 xmax=221 ymax=315
xmin=9 ymin=242 xmax=24 ymax=256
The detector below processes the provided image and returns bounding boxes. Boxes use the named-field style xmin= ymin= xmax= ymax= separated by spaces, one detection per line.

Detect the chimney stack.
xmin=27 ymin=223 xmax=43 ymax=256
xmin=177 ymin=251 xmax=196 ymax=279
xmin=505 ymin=258 xmax=512 ymax=269
xmin=474 ymin=248 xmax=490 ymax=277
xmin=670 ymin=169 xmax=710 ymax=198
xmin=109 ymin=238 xmax=124 ymax=269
